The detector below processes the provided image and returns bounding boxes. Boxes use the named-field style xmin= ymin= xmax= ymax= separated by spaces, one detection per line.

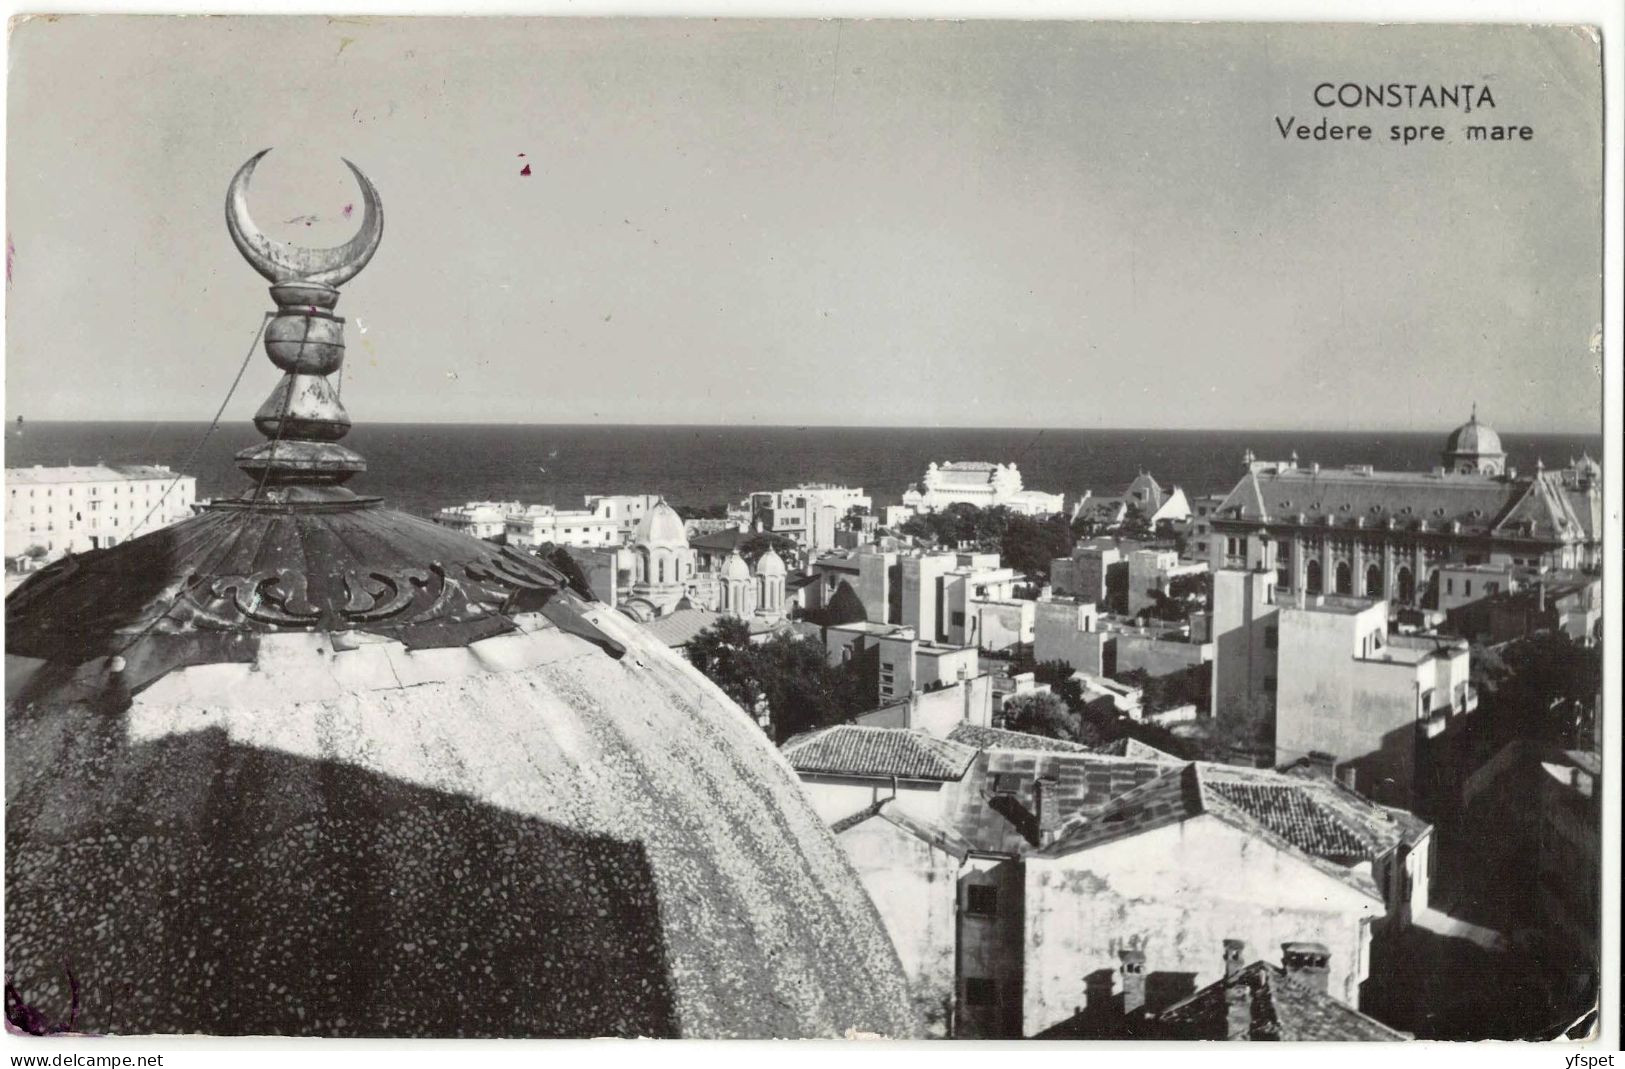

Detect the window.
xmin=1464 ymin=580 xmax=1473 ymax=597
xmin=951 ymin=611 xmax=966 ymax=626
xmin=966 ymin=885 xmax=998 ymax=917
xmin=1486 ymin=582 xmax=1500 ymax=595
xmin=1264 ymin=625 xmax=1278 ymax=650
xmin=964 ymin=978 xmax=996 ymax=1007
xmin=1446 ymin=578 xmax=1454 ymax=595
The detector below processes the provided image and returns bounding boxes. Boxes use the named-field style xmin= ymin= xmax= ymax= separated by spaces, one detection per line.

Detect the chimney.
xmin=1223 ymin=938 xmax=1246 ymax=980
xmin=1035 ymin=777 xmax=1062 ymax=845
xmin=1223 ymin=939 xmax=1250 ymax=1040
xmin=1118 ymin=948 xmax=1147 ymax=1015
xmin=1281 ymin=942 xmax=1330 ymax=994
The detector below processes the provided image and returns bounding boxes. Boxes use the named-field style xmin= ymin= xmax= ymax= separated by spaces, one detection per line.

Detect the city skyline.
xmin=4 ymin=18 xmax=1604 ymax=433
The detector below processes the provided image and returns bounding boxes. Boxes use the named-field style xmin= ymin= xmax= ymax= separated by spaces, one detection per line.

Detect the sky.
xmin=3 ymin=17 xmax=1604 ymax=431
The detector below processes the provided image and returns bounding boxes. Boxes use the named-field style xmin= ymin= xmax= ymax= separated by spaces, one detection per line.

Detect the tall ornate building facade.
xmin=1209 ymin=415 xmax=1600 ymax=610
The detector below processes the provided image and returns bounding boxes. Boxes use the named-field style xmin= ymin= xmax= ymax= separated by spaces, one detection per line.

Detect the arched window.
xmin=657 ymin=557 xmax=666 ymax=584
xmin=1422 ymin=569 xmax=1441 ymax=610
xmin=1365 ymin=564 xmax=1383 ymax=598
xmin=1396 ymin=566 xmax=1414 ymax=604
xmin=1305 ymin=559 xmax=1322 ymax=595
xmin=1334 ymin=561 xmax=1352 ymax=596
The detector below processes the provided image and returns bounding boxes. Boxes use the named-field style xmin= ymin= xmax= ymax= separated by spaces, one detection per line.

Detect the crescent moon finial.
xmin=225 ymin=148 xmax=384 ymax=288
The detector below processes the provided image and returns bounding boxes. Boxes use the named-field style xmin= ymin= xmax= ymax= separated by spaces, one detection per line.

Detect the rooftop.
xmin=1213 ymin=465 xmax=1588 ymax=544
xmin=783 ymin=725 xmax=979 ymax=782
xmin=1155 ymin=961 xmax=1409 ymax=1041
xmin=6 ymin=463 xmax=182 ymax=484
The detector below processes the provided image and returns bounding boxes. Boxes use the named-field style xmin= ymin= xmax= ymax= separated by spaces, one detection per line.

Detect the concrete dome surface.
xmin=754 ymin=548 xmax=786 ymax=577
xmin=720 ymin=551 xmax=753 ymax=582
xmin=4 ymin=514 xmax=919 ymax=1039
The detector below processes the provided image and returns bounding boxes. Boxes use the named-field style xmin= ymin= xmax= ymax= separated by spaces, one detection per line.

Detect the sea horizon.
xmin=3 ymin=420 xmax=1605 ymax=520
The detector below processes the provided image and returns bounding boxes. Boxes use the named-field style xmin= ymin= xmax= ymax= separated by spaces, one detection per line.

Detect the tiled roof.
xmin=1156 ymin=962 xmax=1408 ymax=1041
xmin=641 ymin=609 xmax=778 ymax=648
xmin=783 ymin=726 xmax=978 ymax=782
xmin=1211 ymin=468 xmax=1586 ymax=544
xmin=1038 ymin=765 xmax=1203 ymax=855
xmin=947 ymin=723 xmax=1096 ymax=753
xmin=690 ymin=528 xmax=749 ymax=552
xmin=949 ymin=750 xmax=1169 ymax=855
xmin=1204 ymin=782 xmax=1370 ymax=862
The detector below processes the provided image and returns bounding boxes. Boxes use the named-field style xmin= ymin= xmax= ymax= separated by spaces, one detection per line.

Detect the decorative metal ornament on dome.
xmin=4 ymin=152 xmax=624 ymax=667
xmin=226 ymin=148 xmax=383 ymax=490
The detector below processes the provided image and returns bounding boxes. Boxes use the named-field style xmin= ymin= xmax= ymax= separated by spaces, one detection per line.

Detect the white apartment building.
xmin=504 ymin=504 xmax=619 ymax=549
xmin=747 ymin=484 xmax=871 ymax=552
xmin=5 ymin=464 xmax=197 ymax=560
xmin=583 ymin=493 xmax=665 ymax=543
xmin=432 ymin=501 xmax=523 ymax=540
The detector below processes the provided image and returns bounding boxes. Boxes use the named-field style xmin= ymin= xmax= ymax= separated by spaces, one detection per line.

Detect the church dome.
xmin=633 ymin=499 xmax=689 ymax=549
xmin=2 ymin=154 xmax=917 ymax=1040
xmin=1444 ymin=411 xmax=1504 ymax=458
xmin=754 ymin=547 xmax=786 ymax=577
xmin=720 ymin=550 xmax=753 ymax=582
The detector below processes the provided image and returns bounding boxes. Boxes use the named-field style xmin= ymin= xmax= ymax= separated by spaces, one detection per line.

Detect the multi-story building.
xmin=503 ymin=504 xmax=620 ymax=549
xmin=1050 ymin=539 xmax=1128 ymax=612
xmin=431 ymin=500 xmax=521 ymax=540
xmin=785 ymin=726 xmax=1433 ymax=1038
xmin=1182 ymin=492 xmax=1229 ymax=563
xmin=1207 ymin=415 xmax=1600 ymax=610
xmin=1034 ymin=594 xmax=1212 ymax=686
xmin=5 ymin=464 xmax=196 ymax=560
xmin=1126 ymin=547 xmax=1208 ymax=617
xmin=1211 ymin=569 xmax=1475 ymax=811
xmin=903 ymin=461 xmax=1063 ymax=517
xmin=747 ymin=484 xmax=871 ymax=553
xmin=582 ymin=493 xmax=665 ymax=543
xmin=823 ymin=621 xmax=981 ymax=709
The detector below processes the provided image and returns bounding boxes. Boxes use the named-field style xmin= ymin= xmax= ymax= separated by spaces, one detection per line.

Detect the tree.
xmin=753 ymin=633 xmax=867 ymax=743
xmin=1000 ymin=513 xmax=1075 ymax=582
xmin=686 ymin=618 xmax=763 ymax=715
xmin=740 ymin=531 xmax=798 ymax=565
xmin=1003 ymin=691 xmax=1081 ymax=742
xmin=675 ymin=503 xmax=728 ymax=520
xmin=1031 ymin=659 xmax=1085 ymax=710
xmin=686 ymin=621 xmax=866 ymax=742
xmin=1120 ymin=503 xmax=1153 ymax=542
xmin=1474 ymin=632 xmax=1602 ymax=750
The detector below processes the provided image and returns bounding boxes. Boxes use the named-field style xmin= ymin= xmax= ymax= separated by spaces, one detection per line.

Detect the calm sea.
xmin=2 ymin=422 xmax=1604 ymax=519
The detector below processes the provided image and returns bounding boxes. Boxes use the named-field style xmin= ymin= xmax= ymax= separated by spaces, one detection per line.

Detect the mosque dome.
xmin=754 ymin=547 xmax=786 ymax=577
xmin=2 ymin=154 xmax=917 ymax=1040
xmin=720 ymin=550 xmax=753 ymax=582
xmin=633 ymin=499 xmax=689 ymax=549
